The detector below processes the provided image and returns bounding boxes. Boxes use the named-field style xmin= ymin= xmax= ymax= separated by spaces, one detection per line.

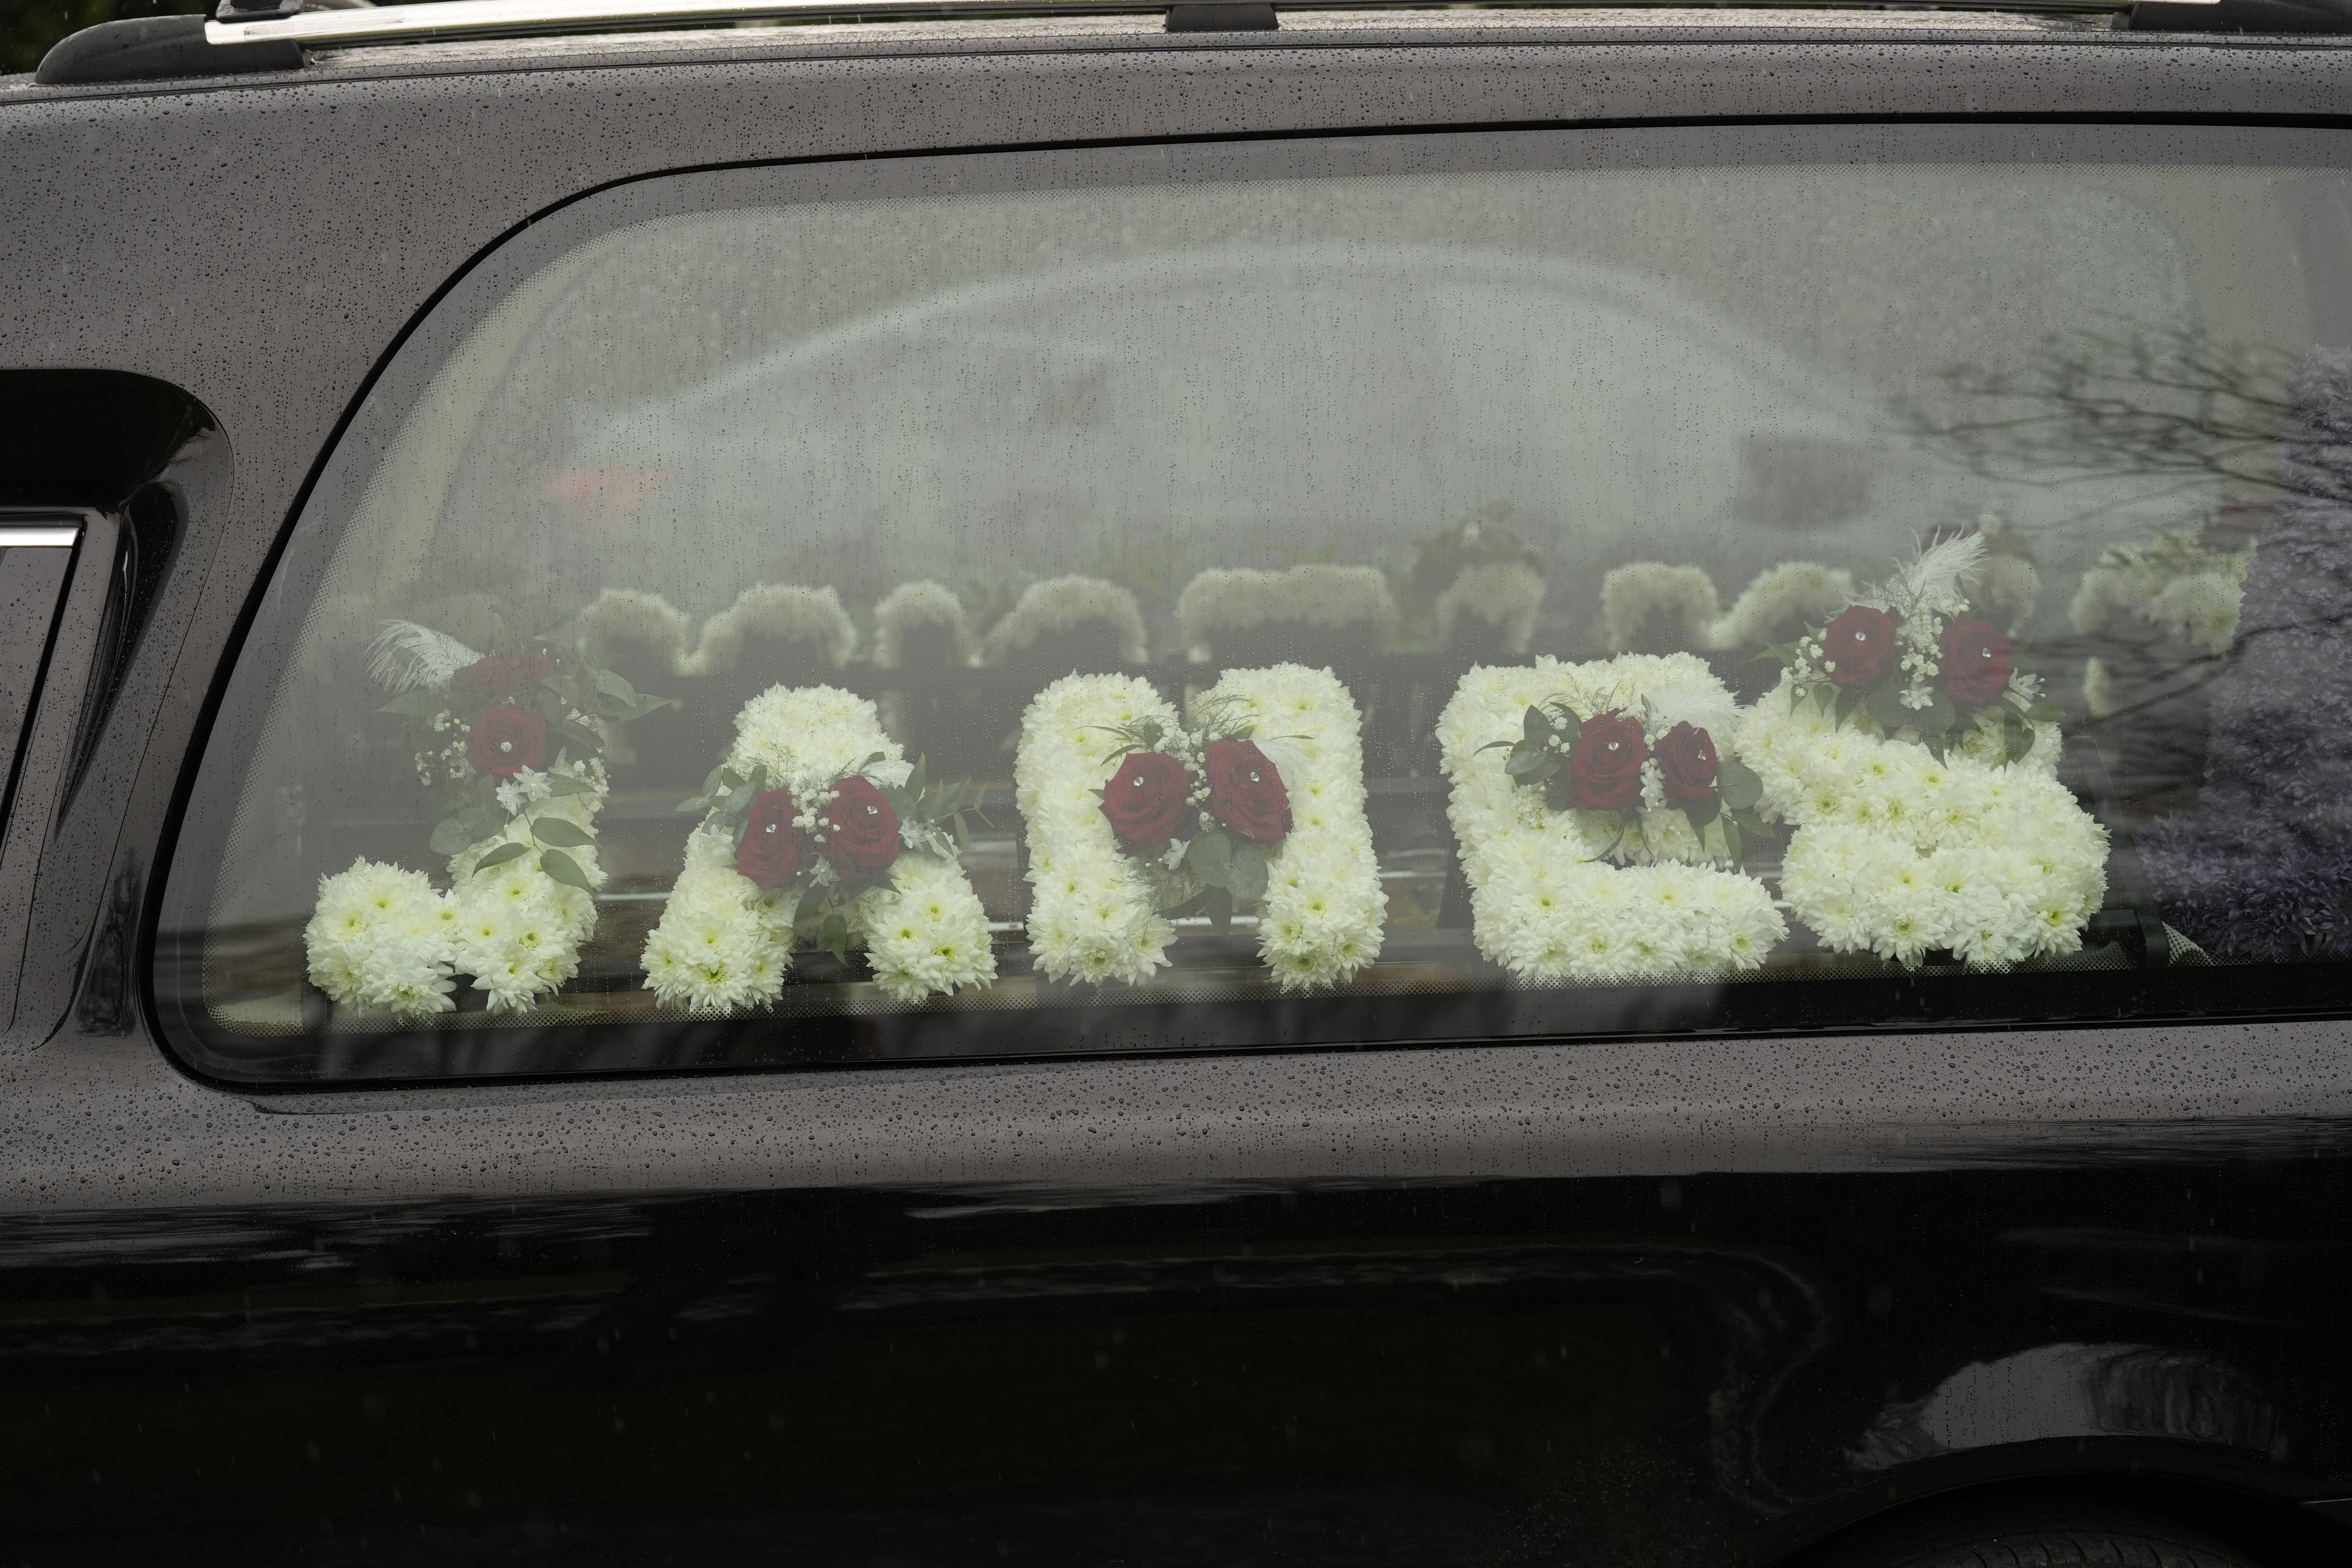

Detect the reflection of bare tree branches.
xmin=1903 ymin=329 xmax=2296 ymax=494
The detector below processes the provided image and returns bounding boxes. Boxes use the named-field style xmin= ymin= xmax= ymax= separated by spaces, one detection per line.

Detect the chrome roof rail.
xmin=206 ymin=0 xmax=2131 ymax=48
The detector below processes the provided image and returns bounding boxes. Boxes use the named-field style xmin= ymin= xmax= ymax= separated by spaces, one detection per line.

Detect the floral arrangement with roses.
xmin=1437 ymin=654 xmax=1787 ymax=983
xmin=1734 ymin=541 xmax=2108 ymax=967
xmin=1479 ymin=690 xmax=1772 ymax=865
xmin=640 ymin=684 xmax=997 ymax=1010
xmin=1016 ymin=665 xmax=1385 ymax=991
xmin=303 ymin=619 xmax=672 ymax=1018
xmin=1757 ymin=534 xmax=2058 ymax=766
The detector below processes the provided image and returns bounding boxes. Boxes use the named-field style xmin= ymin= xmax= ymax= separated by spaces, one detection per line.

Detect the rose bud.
xmin=1204 ymin=737 xmax=1292 ymax=848
xmin=1940 ymin=617 xmax=2014 ymax=708
xmin=454 ymin=652 xmax=554 ymax=695
xmin=1568 ymin=710 xmax=1648 ymax=813
xmin=817 ymin=775 xmax=902 ymax=877
xmin=735 ymin=788 xmax=806 ymax=889
xmin=1822 ymin=605 xmax=1897 ymax=688
xmin=1655 ymin=722 xmax=1719 ymax=804
xmin=465 ymin=704 xmax=546 ymax=779
xmin=1101 ymin=751 xmax=1191 ymax=854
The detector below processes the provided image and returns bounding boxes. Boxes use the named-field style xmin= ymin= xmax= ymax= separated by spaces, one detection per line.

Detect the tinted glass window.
xmin=158 ymin=125 xmax=2352 ymax=1082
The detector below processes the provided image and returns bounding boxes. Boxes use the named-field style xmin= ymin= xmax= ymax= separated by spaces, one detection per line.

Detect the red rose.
xmin=1655 ymin=721 xmax=1719 ymax=804
xmin=1569 ymin=710 xmax=1648 ymax=813
xmin=1822 ymin=605 xmax=1897 ymax=688
xmin=1102 ymin=751 xmax=1191 ymax=853
xmin=817 ymin=775 xmax=902 ymax=877
xmin=1204 ymin=737 xmax=1291 ymax=848
xmin=465 ymin=705 xmax=545 ymax=778
xmin=735 ymin=789 xmax=807 ymax=889
xmin=454 ymin=652 xmax=553 ymax=695
xmin=1940 ymin=617 xmax=2014 ymax=708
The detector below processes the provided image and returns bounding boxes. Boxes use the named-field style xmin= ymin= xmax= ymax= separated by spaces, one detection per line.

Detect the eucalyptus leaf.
xmin=794 ymin=882 xmax=830 ymax=926
xmin=1187 ymin=829 xmax=1233 ymax=888
xmin=2005 ymin=712 xmax=2035 ymax=764
xmin=675 ymin=795 xmax=710 ymax=815
xmin=1227 ymin=842 xmax=1268 ymax=905
xmin=1864 ymin=682 xmax=1911 ymax=735
xmin=593 ymin=667 xmax=639 ymax=704
xmin=543 ymin=773 xmax=596 ymax=798
xmin=1730 ymin=810 xmax=1776 ymax=839
xmin=429 ymin=818 xmax=474 ymax=856
xmin=530 ymin=817 xmax=595 ymax=849
xmin=1922 ymin=691 xmax=1957 ymax=735
xmin=720 ymin=767 xmax=744 ymax=789
xmin=538 ymin=848 xmax=593 ymax=891
xmin=474 ymin=842 xmax=528 ymax=872
xmin=1716 ymin=757 xmax=1764 ymax=813
xmin=821 ymin=912 xmax=849 ymax=965
xmin=1202 ymin=886 xmax=1234 ymax=932
xmin=1720 ymin=816 xmax=1743 ymax=863
xmin=2025 ymin=702 xmax=2065 ymax=724
xmin=1504 ymin=748 xmax=1550 ymax=778
xmin=557 ymin=720 xmax=604 ymax=757
xmin=1683 ymin=793 xmax=1720 ymax=830
xmin=1757 ymin=641 xmax=1800 ymax=666
xmin=379 ymin=690 xmax=444 ymax=719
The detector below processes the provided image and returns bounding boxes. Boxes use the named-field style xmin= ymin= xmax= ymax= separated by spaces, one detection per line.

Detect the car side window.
xmin=156 ymin=125 xmax=2352 ymax=1083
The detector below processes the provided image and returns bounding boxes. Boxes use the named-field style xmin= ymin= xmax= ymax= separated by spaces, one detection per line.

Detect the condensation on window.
xmin=162 ymin=129 xmax=2352 ymax=1081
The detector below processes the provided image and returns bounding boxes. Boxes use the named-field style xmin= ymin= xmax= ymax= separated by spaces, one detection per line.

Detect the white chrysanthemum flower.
xmin=1016 ymin=673 xmax=1184 ymax=986
xmin=1439 ymin=655 xmax=1785 ymax=984
xmin=1192 ymin=664 xmax=1385 ymax=992
xmin=2069 ymin=530 xmax=2249 ymax=656
xmin=982 ymin=575 xmax=1148 ymax=665
xmin=683 ymin=583 xmax=858 ymax=674
xmin=1698 ymin=561 xmax=1855 ymax=651
xmin=577 ymin=588 xmax=692 ymax=677
xmin=1739 ymin=670 xmax=2106 ymax=967
xmin=304 ymin=860 xmax=457 ymax=1018
xmin=1433 ymin=561 xmax=1546 ymax=654
xmin=641 ymin=687 xmax=998 ymax=1010
xmin=872 ymin=580 xmax=975 ymax=669
xmin=1177 ymin=566 xmax=1399 ymax=655
xmin=1598 ymin=563 xmax=1719 ymax=652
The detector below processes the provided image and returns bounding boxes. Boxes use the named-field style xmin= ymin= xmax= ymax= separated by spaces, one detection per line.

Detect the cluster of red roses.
xmin=1100 ymin=737 xmax=1292 ymax=855
xmin=732 ymin=777 xmax=902 ymax=891
xmin=455 ymin=653 xmax=555 ymax=779
xmin=1819 ymin=605 xmax=2014 ymax=709
xmin=1558 ymin=711 xmax=1716 ymax=813
xmin=1491 ymin=698 xmax=1769 ymax=857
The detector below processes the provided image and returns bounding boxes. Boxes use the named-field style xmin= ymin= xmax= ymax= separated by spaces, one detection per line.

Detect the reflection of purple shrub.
xmin=2140 ymin=347 xmax=2352 ymax=960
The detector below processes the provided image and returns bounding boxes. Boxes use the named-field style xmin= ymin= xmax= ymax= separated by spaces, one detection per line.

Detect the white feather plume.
xmin=367 ymin=619 xmax=483 ymax=692
xmin=1858 ymin=532 xmax=1987 ymax=615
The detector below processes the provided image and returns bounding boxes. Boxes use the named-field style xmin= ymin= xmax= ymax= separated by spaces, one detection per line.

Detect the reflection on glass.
xmin=160 ymin=129 xmax=2352 ymax=1082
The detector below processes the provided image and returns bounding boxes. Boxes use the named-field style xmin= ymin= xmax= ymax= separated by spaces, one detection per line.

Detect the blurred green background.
xmin=4 ymin=0 xmax=209 ymax=73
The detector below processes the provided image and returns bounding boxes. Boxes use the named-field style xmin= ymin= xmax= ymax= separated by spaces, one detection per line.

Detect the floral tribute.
xmin=1437 ymin=653 xmax=1787 ymax=983
xmin=1754 ymin=535 xmax=2059 ymax=767
xmin=302 ymin=622 xmax=673 ymax=1017
xmin=640 ymin=686 xmax=996 ymax=1009
xmin=1736 ymin=538 xmax=2109 ymax=965
xmin=2070 ymin=530 xmax=2252 ymax=716
xmin=1015 ymin=664 xmax=1384 ymax=991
